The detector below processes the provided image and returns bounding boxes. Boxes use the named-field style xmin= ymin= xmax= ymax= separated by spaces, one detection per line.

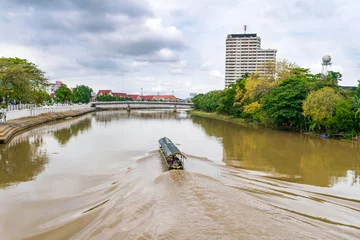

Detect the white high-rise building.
xmin=225 ymin=33 xmax=277 ymax=88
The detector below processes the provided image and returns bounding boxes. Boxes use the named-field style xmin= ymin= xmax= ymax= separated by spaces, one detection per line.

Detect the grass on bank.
xmin=188 ymin=110 xmax=360 ymax=141
xmin=188 ymin=110 xmax=251 ymax=126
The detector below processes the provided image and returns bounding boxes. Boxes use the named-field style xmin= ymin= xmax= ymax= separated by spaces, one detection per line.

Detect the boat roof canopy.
xmin=158 ymin=137 xmax=186 ymax=158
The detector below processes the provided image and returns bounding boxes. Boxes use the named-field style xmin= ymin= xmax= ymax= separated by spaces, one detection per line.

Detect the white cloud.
xmin=169 ymin=60 xmax=187 ymax=74
xmin=131 ymin=61 xmax=149 ymax=68
xmin=152 ymin=84 xmax=165 ymax=93
xmin=200 ymin=62 xmax=212 ymax=70
xmin=0 ymin=0 xmax=359 ymax=99
xmin=144 ymin=17 xmax=183 ymax=38
xmin=208 ymin=70 xmax=222 ymax=78
xmin=156 ymin=48 xmax=177 ymax=61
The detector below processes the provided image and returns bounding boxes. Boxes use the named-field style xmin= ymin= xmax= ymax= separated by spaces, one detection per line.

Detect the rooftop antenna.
xmin=244 ymin=25 xmax=247 ymax=34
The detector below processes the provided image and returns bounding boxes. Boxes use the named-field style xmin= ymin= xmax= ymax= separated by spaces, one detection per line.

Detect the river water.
xmin=0 ymin=110 xmax=359 ymax=239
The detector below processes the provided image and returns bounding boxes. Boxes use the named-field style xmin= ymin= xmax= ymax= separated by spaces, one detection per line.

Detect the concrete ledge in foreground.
xmin=0 ymin=108 xmax=95 ymax=144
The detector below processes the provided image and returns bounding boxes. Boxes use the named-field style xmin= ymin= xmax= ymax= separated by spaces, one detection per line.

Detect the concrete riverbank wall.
xmin=0 ymin=108 xmax=95 ymax=144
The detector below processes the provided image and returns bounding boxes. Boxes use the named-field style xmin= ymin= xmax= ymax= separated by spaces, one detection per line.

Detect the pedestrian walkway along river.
xmin=0 ymin=110 xmax=359 ymax=239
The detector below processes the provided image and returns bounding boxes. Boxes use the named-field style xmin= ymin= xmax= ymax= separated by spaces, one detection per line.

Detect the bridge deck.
xmin=91 ymin=101 xmax=192 ymax=106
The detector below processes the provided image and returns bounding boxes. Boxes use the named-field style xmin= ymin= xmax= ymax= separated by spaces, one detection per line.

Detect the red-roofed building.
xmin=153 ymin=95 xmax=177 ymax=102
xmin=127 ymin=94 xmax=141 ymax=101
xmin=139 ymin=95 xmax=177 ymax=102
xmin=97 ymin=90 xmax=112 ymax=96
xmin=112 ymin=92 xmax=128 ymax=98
xmin=95 ymin=90 xmax=177 ymax=102
xmin=139 ymin=95 xmax=155 ymax=101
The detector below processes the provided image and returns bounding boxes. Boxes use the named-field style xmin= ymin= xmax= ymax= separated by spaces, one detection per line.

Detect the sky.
xmin=0 ymin=0 xmax=359 ymax=98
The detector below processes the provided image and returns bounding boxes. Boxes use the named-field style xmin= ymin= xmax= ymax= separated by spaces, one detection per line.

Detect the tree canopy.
xmin=192 ymin=59 xmax=360 ymax=138
xmin=54 ymin=84 xmax=73 ymax=103
xmin=262 ymin=78 xmax=309 ymax=127
xmin=96 ymin=94 xmax=132 ymax=102
xmin=72 ymin=85 xmax=93 ymax=103
xmin=303 ymin=87 xmax=343 ymax=124
xmin=0 ymin=57 xmax=48 ymax=104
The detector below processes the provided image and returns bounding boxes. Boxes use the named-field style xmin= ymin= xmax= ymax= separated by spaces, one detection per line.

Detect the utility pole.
xmin=122 ymin=73 xmax=124 ymax=92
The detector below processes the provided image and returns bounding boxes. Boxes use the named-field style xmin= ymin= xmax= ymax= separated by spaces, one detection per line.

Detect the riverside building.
xmin=225 ymin=33 xmax=277 ymax=88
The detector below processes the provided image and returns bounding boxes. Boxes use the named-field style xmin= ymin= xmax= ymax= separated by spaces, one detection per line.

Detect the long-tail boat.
xmin=158 ymin=137 xmax=186 ymax=170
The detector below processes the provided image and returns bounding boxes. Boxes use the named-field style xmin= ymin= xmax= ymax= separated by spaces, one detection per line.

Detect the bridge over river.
xmin=91 ymin=101 xmax=193 ymax=110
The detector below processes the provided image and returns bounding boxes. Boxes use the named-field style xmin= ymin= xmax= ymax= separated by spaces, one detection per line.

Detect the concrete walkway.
xmin=0 ymin=108 xmax=95 ymax=144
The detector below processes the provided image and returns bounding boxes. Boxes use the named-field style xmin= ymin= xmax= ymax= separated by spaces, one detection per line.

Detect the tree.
xmin=325 ymin=100 xmax=354 ymax=133
xmin=302 ymin=87 xmax=343 ymax=129
xmin=261 ymin=78 xmax=309 ymax=127
xmin=95 ymin=94 xmax=132 ymax=102
xmin=325 ymin=71 xmax=342 ymax=86
xmin=31 ymin=91 xmax=52 ymax=105
xmin=235 ymin=73 xmax=279 ymax=108
xmin=256 ymin=59 xmax=304 ymax=82
xmin=72 ymin=85 xmax=93 ymax=103
xmin=54 ymin=84 xmax=73 ymax=103
xmin=216 ymin=84 xmax=240 ymax=115
xmin=192 ymin=90 xmax=222 ymax=112
xmin=234 ymin=64 xmax=311 ymax=112
xmin=0 ymin=57 xmax=48 ymax=103
xmin=243 ymin=101 xmax=261 ymax=115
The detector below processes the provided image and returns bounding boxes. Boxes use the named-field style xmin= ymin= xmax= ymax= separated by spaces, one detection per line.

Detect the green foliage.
xmin=302 ymin=87 xmax=343 ymax=129
xmin=325 ymin=100 xmax=354 ymax=133
xmin=72 ymin=85 xmax=93 ymax=103
xmin=193 ymin=59 xmax=360 ymax=137
xmin=54 ymin=84 xmax=73 ymax=103
xmin=192 ymin=90 xmax=222 ymax=112
xmin=262 ymin=78 xmax=308 ymax=127
xmin=216 ymin=84 xmax=240 ymax=115
xmin=96 ymin=94 xmax=132 ymax=102
xmin=32 ymin=91 xmax=52 ymax=105
xmin=0 ymin=57 xmax=48 ymax=103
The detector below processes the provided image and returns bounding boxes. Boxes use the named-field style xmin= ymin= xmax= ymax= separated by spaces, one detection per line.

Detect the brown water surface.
xmin=0 ymin=110 xmax=359 ymax=239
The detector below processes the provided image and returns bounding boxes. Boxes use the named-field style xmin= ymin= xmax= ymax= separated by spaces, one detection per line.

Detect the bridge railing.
xmin=91 ymin=101 xmax=193 ymax=106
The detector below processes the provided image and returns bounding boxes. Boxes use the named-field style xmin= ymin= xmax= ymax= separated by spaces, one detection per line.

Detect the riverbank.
xmin=188 ymin=110 xmax=252 ymax=126
xmin=188 ymin=110 xmax=356 ymax=141
xmin=0 ymin=108 xmax=95 ymax=144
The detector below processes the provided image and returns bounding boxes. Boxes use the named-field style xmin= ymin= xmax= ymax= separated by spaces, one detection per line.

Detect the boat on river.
xmin=158 ymin=137 xmax=186 ymax=170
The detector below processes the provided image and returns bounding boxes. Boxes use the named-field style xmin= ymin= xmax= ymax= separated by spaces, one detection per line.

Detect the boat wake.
xmin=20 ymin=151 xmax=360 ymax=239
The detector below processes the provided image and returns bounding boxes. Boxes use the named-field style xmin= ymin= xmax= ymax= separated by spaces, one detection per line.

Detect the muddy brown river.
xmin=0 ymin=110 xmax=359 ymax=239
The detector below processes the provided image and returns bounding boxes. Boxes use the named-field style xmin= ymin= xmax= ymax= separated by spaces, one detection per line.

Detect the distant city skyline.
xmin=0 ymin=0 xmax=359 ymax=98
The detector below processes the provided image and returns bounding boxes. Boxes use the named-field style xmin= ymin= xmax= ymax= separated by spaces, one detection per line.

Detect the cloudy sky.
xmin=0 ymin=0 xmax=359 ymax=97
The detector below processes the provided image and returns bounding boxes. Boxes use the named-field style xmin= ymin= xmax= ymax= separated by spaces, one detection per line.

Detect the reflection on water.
xmin=0 ymin=136 xmax=47 ymax=189
xmin=52 ymin=117 xmax=92 ymax=146
xmin=0 ymin=110 xmax=360 ymax=239
xmin=0 ymin=115 xmax=93 ymax=188
xmin=94 ymin=110 xmax=186 ymax=123
xmin=191 ymin=115 xmax=360 ymax=189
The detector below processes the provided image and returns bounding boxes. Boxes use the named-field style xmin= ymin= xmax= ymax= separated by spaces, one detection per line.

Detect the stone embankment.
xmin=0 ymin=108 xmax=95 ymax=144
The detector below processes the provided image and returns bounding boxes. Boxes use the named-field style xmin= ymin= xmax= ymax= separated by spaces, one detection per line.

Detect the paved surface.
xmin=0 ymin=108 xmax=95 ymax=144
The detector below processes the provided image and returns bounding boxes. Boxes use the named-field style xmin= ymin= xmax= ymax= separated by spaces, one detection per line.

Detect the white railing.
xmin=0 ymin=104 xmax=91 ymax=121
xmin=0 ymin=110 xmax=6 ymax=123
xmin=6 ymin=104 xmax=36 ymax=111
xmin=30 ymin=104 xmax=91 ymax=117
